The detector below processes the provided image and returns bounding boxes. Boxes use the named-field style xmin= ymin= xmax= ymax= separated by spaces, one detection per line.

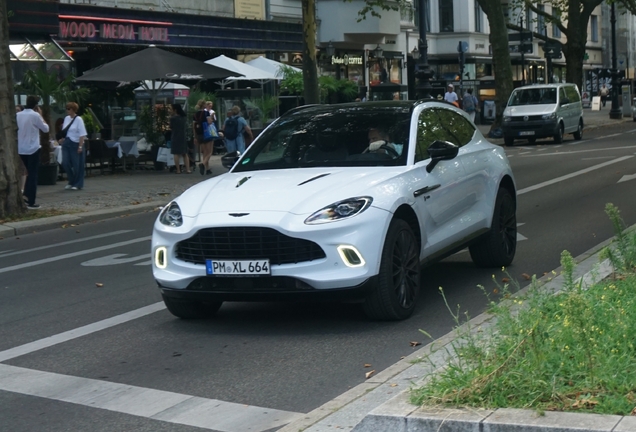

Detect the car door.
xmin=408 ymin=106 xmax=477 ymax=260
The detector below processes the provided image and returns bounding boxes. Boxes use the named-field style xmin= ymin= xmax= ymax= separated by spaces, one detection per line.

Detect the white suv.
xmin=152 ymin=100 xmax=517 ymax=321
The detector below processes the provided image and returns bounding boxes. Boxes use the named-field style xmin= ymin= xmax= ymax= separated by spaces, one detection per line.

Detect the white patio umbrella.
xmin=205 ymin=55 xmax=277 ymax=86
xmin=246 ymin=56 xmax=301 ymax=80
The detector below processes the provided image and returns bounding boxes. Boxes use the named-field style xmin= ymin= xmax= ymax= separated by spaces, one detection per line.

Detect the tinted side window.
xmin=564 ymin=85 xmax=580 ymax=103
xmin=415 ymin=108 xmax=475 ymax=163
xmin=559 ymin=87 xmax=568 ymax=104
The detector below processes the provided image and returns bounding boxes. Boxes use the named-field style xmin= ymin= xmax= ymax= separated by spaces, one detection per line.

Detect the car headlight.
xmin=159 ymin=201 xmax=183 ymax=227
xmin=503 ymin=115 xmax=511 ymax=122
xmin=542 ymin=112 xmax=556 ymax=120
xmin=305 ymin=197 xmax=373 ymax=224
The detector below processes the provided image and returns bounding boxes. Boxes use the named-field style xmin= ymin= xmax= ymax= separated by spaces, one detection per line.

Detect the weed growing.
xmin=411 ymin=204 xmax=636 ymax=415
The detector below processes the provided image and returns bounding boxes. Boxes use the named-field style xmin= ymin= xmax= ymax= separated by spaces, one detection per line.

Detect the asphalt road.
xmin=1 ymin=123 xmax=635 ymax=431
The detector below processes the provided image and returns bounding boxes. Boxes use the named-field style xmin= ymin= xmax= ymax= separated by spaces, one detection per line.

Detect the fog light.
xmin=337 ymin=245 xmax=365 ymax=267
xmin=155 ymin=246 xmax=167 ymax=269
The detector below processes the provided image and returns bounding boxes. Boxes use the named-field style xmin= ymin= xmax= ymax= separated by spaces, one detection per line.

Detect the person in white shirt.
xmin=17 ymin=95 xmax=49 ymax=209
xmin=444 ymin=84 xmax=459 ymax=106
xmin=58 ymin=102 xmax=88 ymax=191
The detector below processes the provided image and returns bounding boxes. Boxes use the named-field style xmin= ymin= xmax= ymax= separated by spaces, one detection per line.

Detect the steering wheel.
xmin=379 ymin=144 xmax=399 ymax=158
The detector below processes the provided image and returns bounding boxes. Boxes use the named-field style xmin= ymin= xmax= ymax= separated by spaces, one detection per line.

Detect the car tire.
xmin=553 ymin=123 xmax=564 ymax=144
xmin=504 ymin=137 xmax=514 ymax=147
xmin=469 ymin=188 xmax=517 ymax=268
xmin=363 ymin=219 xmax=421 ymax=321
xmin=527 ymin=137 xmax=536 ymax=144
xmin=162 ymin=294 xmax=223 ymax=319
xmin=573 ymin=120 xmax=583 ymax=140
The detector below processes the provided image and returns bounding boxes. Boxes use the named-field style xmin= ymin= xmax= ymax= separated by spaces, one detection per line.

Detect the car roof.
xmin=513 ymin=83 xmax=577 ymax=91
xmin=281 ymin=99 xmax=450 ymax=118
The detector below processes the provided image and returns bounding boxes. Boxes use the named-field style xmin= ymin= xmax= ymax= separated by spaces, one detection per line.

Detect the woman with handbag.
xmin=192 ymin=100 xmax=213 ymax=176
xmin=58 ymin=102 xmax=87 ymax=191
xmin=169 ymin=103 xmax=191 ymax=174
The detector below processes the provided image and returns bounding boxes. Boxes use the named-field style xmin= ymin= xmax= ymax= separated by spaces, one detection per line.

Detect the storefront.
xmin=54 ymin=3 xmax=303 ymax=75
xmin=320 ymin=51 xmax=366 ymax=86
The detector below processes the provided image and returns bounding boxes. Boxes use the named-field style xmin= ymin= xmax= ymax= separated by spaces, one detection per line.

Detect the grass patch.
xmin=0 ymin=208 xmax=80 ymax=224
xmin=411 ymin=204 xmax=636 ymax=415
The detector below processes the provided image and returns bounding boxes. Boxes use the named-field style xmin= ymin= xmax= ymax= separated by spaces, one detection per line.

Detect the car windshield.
xmin=508 ymin=88 xmax=557 ymax=106
xmin=232 ymin=104 xmax=412 ymax=173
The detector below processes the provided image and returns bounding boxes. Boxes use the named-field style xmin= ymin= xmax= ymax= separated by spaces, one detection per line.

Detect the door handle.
xmin=414 ymin=184 xmax=440 ymax=197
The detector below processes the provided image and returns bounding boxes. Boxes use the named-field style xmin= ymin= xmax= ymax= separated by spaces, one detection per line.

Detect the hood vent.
xmin=298 ymin=173 xmax=331 ymax=186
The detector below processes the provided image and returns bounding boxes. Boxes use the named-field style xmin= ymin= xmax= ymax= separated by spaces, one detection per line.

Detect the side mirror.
xmin=221 ymin=151 xmax=241 ymax=170
xmin=426 ymin=140 xmax=459 ymax=173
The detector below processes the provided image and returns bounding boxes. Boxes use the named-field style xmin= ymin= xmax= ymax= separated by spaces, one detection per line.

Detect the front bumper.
xmin=151 ymin=206 xmax=392 ymax=292
xmin=503 ymin=119 xmax=559 ymax=139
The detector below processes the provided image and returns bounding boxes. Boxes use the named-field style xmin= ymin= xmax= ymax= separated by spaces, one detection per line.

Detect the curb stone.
xmin=279 ymin=227 xmax=629 ymax=432
xmin=0 ymin=201 xmax=164 ymax=237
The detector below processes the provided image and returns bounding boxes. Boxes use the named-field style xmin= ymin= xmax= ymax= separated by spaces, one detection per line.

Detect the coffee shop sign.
xmin=59 ymin=18 xmax=170 ymax=42
xmin=331 ymin=54 xmax=363 ymax=66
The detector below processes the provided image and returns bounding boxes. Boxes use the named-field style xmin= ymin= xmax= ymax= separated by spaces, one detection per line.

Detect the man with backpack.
xmin=221 ymin=105 xmax=253 ymax=154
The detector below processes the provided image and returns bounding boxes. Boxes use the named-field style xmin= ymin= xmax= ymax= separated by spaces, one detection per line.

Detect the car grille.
xmin=176 ymin=227 xmax=326 ymax=265
xmin=510 ymin=115 xmax=545 ymax=121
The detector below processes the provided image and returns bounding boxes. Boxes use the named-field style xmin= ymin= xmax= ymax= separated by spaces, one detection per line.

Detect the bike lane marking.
xmin=0 ymin=230 xmax=133 ymax=258
xmin=517 ymin=155 xmax=633 ymax=195
xmin=0 ymin=236 xmax=150 ymax=274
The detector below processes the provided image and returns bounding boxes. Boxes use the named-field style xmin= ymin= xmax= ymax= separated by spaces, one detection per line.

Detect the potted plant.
xmin=81 ymin=111 xmax=98 ymax=139
xmin=139 ymin=104 xmax=170 ymax=170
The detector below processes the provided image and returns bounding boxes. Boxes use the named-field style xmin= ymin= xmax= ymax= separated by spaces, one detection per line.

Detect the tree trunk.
xmin=302 ymin=0 xmax=319 ymax=105
xmin=478 ymin=0 xmax=514 ymax=130
xmin=0 ymin=0 xmax=25 ymax=218
xmin=563 ymin=2 xmax=587 ymax=90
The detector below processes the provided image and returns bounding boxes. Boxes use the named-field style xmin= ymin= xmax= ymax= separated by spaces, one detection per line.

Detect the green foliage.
xmin=187 ymin=88 xmax=215 ymax=113
xmin=411 ymin=206 xmax=636 ymax=415
xmin=81 ymin=111 xmax=97 ymax=135
xmin=139 ymin=104 xmax=170 ymax=147
xmin=279 ymin=66 xmax=304 ymax=96
xmin=20 ymin=69 xmax=89 ymax=111
xmin=600 ymin=203 xmax=636 ymax=274
xmin=243 ymin=96 xmax=280 ymax=124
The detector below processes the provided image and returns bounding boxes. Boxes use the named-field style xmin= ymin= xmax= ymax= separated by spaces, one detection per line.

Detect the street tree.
xmin=301 ymin=0 xmax=320 ymax=104
xmin=519 ymin=0 xmax=636 ymax=90
xmin=0 ymin=0 xmax=24 ymax=218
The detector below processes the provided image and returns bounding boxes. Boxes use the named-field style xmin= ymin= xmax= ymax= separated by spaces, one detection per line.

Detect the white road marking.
xmin=0 ymin=236 xmax=150 ymax=274
xmin=519 ymin=145 xmax=636 ymax=157
xmin=134 ymin=260 xmax=153 ymax=266
xmin=619 ymin=174 xmax=636 ymax=183
xmin=517 ymin=156 xmax=634 ymax=195
xmin=0 ymin=303 xmax=165 ymax=362
xmin=0 ymin=364 xmax=301 ymax=432
xmin=0 ymin=230 xmax=134 ymax=258
xmin=82 ymin=253 xmax=150 ymax=266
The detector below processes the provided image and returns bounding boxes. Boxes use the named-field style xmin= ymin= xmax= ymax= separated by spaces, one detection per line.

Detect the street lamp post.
xmin=609 ymin=2 xmax=622 ymax=119
xmin=414 ymin=0 xmax=433 ymax=99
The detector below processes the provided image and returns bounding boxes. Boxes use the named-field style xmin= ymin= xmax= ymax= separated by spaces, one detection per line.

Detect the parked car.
xmin=152 ymin=100 xmax=517 ymax=321
xmin=632 ymin=97 xmax=636 ymax=121
xmin=502 ymin=83 xmax=584 ymax=146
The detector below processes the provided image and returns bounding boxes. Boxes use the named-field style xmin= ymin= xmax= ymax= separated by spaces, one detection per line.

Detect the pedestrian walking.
xmin=222 ymin=106 xmax=253 ymax=154
xmin=15 ymin=105 xmax=28 ymax=195
xmin=462 ymin=88 xmax=479 ymax=123
xmin=599 ymin=83 xmax=609 ymax=108
xmin=17 ymin=95 xmax=49 ymax=209
xmin=58 ymin=102 xmax=87 ymax=191
xmin=192 ymin=99 xmax=213 ymax=175
xmin=444 ymin=84 xmax=459 ymax=107
xmin=169 ymin=103 xmax=191 ymax=174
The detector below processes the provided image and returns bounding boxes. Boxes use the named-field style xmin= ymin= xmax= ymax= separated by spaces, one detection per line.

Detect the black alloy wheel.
xmin=364 ymin=219 xmax=421 ymax=320
xmin=469 ymin=188 xmax=517 ymax=267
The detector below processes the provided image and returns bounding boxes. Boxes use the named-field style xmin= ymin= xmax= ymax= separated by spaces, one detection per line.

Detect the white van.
xmin=502 ymin=83 xmax=584 ymax=146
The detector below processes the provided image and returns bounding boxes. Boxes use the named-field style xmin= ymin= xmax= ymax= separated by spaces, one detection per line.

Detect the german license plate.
xmin=205 ymin=259 xmax=270 ymax=276
xmin=519 ymin=131 xmax=535 ymax=136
